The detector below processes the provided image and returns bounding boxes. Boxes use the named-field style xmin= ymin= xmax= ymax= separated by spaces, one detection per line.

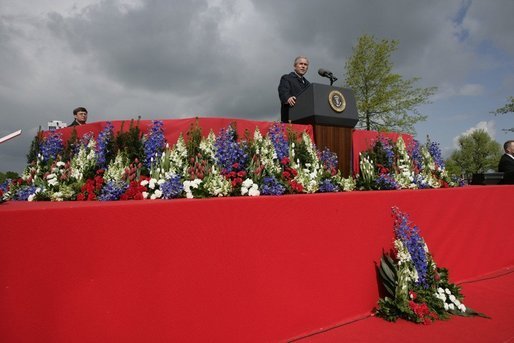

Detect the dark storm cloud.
xmin=46 ymin=0 xmax=243 ymax=95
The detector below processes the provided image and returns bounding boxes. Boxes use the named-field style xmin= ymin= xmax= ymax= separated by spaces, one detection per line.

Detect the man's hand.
xmin=287 ymin=96 xmax=297 ymax=106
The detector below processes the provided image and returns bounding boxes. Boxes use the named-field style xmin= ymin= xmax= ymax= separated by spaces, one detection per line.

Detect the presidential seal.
xmin=328 ymin=90 xmax=346 ymax=113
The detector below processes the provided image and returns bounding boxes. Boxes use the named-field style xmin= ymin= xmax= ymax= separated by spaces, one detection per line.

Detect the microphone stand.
xmin=329 ymin=76 xmax=338 ymax=86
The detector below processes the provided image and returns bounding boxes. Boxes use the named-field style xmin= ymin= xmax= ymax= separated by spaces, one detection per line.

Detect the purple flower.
xmin=40 ymin=131 xmax=64 ymax=162
xmin=214 ymin=126 xmax=248 ymax=173
xmin=96 ymin=122 xmax=114 ymax=168
xmin=144 ymin=120 xmax=166 ymax=169
xmin=260 ymin=176 xmax=286 ymax=195
xmin=320 ymin=148 xmax=338 ymax=171
xmin=375 ymin=174 xmax=400 ymax=190
xmin=427 ymin=140 xmax=445 ymax=169
xmin=160 ymin=175 xmax=183 ymax=199
xmin=14 ymin=185 xmax=38 ymax=201
xmin=410 ymin=140 xmax=423 ymax=171
xmin=392 ymin=207 xmax=429 ymax=288
xmin=318 ymin=179 xmax=339 ymax=193
xmin=99 ymin=181 xmax=128 ymax=201
xmin=268 ymin=122 xmax=289 ymax=161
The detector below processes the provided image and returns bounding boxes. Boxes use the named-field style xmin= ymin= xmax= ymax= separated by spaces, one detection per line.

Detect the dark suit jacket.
xmin=68 ymin=119 xmax=81 ymax=127
xmin=498 ymin=153 xmax=514 ymax=173
xmin=278 ymin=72 xmax=310 ymax=122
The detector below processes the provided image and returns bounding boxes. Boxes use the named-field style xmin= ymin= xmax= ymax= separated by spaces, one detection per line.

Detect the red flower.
xmin=280 ymin=157 xmax=290 ymax=165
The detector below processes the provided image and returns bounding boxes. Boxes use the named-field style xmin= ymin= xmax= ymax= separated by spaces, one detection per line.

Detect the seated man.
xmin=498 ymin=140 xmax=514 ymax=184
xmin=68 ymin=107 xmax=88 ymax=127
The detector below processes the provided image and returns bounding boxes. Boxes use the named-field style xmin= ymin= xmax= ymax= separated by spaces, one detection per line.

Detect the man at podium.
xmin=278 ymin=56 xmax=310 ymax=122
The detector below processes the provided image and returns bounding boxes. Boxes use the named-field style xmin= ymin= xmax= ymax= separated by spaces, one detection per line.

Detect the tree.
xmin=491 ymin=96 xmax=514 ymax=133
xmin=445 ymin=129 xmax=502 ymax=177
xmin=344 ymin=35 xmax=437 ymax=134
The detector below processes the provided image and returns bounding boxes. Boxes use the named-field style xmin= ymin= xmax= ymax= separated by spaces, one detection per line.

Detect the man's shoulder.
xmin=281 ymin=72 xmax=297 ymax=80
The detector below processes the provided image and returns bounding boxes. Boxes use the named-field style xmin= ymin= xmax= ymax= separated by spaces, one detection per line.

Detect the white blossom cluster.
xmin=394 ymin=137 xmax=416 ymax=189
xmin=253 ymin=128 xmax=281 ymax=175
xmin=241 ymin=178 xmax=260 ymax=196
xmin=70 ymin=137 xmax=97 ymax=181
xmin=436 ymin=287 xmax=467 ymax=313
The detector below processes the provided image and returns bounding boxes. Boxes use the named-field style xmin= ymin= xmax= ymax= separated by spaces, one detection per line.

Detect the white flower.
xmin=56 ymin=161 xmax=65 ymax=167
xmin=449 ymin=294 xmax=456 ymax=303
xmin=437 ymin=287 xmax=445 ymax=294
xmin=241 ymin=187 xmax=248 ymax=195
xmin=445 ymin=288 xmax=451 ymax=295
xmin=140 ymin=180 xmax=149 ymax=186
xmin=28 ymin=194 xmax=36 ymax=202
xmin=248 ymin=185 xmax=260 ymax=196
xmin=459 ymin=304 xmax=466 ymax=312
xmin=142 ymin=191 xmax=149 ymax=199
xmin=242 ymin=178 xmax=254 ymax=188
xmin=157 ymin=179 xmax=166 ymax=185
xmin=154 ymin=189 xmax=163 ymax=198
xmin=444 ymin=303 xmax=449 ymax=311
xmin=448 ymin=303 xmax=455 ymax=310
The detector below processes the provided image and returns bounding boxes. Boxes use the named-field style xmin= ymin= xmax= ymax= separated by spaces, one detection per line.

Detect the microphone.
xmin=318 ymin=68 xmax=334 ymax=78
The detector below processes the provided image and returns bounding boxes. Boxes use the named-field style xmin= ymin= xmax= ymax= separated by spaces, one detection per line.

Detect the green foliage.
xmin=0 ymin=171 xmax=20 ymax=183
xmin=491 ymin=96 xmax=514 ymax=133
xmin=26 ymin=127 xmax=43 ymax=164
xmin=114 ymin=118 xmax=144 ymax=164
xmin=445 ymin=129 xmax=502 ymax=177
xmin=63 ymin=128 xmax=78 ymax=162
xmin=344 ymin=35 xmax=436 ymax=134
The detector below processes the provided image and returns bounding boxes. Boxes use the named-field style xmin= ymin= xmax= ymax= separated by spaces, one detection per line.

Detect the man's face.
xmin=294 ymin=58 xmax=309 ymax=76
xmin=507 ymin=142 xmax=514 ymax=155
xmin=74 ymin=111 xmax=88 ymax=124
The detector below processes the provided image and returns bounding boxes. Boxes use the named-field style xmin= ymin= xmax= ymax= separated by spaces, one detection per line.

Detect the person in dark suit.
xmin=68 ymin=107 xmax=88 ymax=127
xmin=498 ymin=140 xmax=514 ymax=184
xmin=278 ymin=56 xmax=310 ymax=122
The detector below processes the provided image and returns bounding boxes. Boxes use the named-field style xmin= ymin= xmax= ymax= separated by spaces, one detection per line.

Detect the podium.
xmin=289 ymin=83 xmax=359 ymax=176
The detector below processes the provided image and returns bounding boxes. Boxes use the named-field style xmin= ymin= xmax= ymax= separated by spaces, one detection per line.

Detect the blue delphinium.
xmin=410 ymin=140 xmax=423 ymax=171
xmin=320 ymin=148 xmax=338 ymax=172
xmin=427 ymin=140 xmax=445 ymax=169
xmin=98 ymin=181 xmax=128 ymax=201
xmin=96 ymin=122 xmax=114 ymax=168
xmin=318 ymin=179 xmax=339 ymax=193
xmin=14 ymin=185 xmax=38 ymax=201
xmin=214 ymin=126 xmax=248 ymax=173
xmin=260 ymin=176 xmax=286 ymax=195
xmin=413 ymin=174 xmax=431 ymax=189
xmin=268 ymin=122 xmax=289 ymax=162
xmin=375 ymin=174 xmax=400 ymax=190
xmin=160 ymin=175 xmax=183 ymax=199
xmin=393 ymin=208 xmax=429 ymax=288
xmin=40 ymin=131 xmax=64 ymax=162
xmin=144 ymin=120 xmax=166 ymax=169
xmin=0 ymin=179 xmax=11 ymax=193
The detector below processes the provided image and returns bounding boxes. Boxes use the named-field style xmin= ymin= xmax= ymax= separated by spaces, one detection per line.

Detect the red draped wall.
xmin=47 ymin=117 xmax=314 ymax=143
xmin=1 ymin=186 xmax=513 ymax=342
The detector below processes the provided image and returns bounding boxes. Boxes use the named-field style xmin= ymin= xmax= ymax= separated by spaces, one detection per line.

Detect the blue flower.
xmin=98 ymin=181 xmax=128 ymax=201
xmin=40 ymin=131 xmax=64 ymax=162
xmin=318 ymin=179 xmax=339 ymax=193
xmin=260 ymin=176 xmax=286 ymax=195
xmin=214 ymin=126 xmax=248 ymax=173
xmin=392 ymin=207 xmax=429 ymax=288
xmin=268 ymin=122 xmax=289 ymax=161
xmin=320 ymin=148 xmax=338 ymax=171
xmin=96 ymin=122 xmax=114 ymax=168
xmin=160 ymin=175 xmax=183 ymax=199
xmin=428 ymin=140 xmax=445 ymax=168
xmin=375 ymin=174 xmax=400 ymax=190
xmin=411 ymin=140 xmax=423 ymax=170
xmin=144 ymin=120 xmax=166 ymax=169
xmin=14 ymin=185 xmax=38 ymax=201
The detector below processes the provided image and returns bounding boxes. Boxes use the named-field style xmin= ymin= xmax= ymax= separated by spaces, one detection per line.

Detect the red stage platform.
xmin=1 ymin=186 xmax=513 ymax=342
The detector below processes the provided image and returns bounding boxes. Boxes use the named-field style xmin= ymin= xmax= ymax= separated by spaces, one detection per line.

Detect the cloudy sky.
xmin=1 ymin=0 xmax=513 ymax=173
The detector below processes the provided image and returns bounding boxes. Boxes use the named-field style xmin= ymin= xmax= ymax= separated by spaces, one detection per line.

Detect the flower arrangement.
xmin=358 ymin=135 xmax=464 ymax=190
xmin=2 ymin=120 xmax=356 ymax=202
xmin=375 ymin=207 xmax=488 ymax=324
